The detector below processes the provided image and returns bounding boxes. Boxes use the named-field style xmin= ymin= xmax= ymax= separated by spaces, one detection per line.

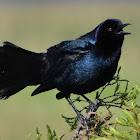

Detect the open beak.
xmin=115 ymin=23 xmax=131 ymax=35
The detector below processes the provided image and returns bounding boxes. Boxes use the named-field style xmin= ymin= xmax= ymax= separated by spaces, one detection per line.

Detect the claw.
xmin=65 ymin=96 xmax=91 ymax=134
xmin=81 ymin=95 xmax=98 ymax=113
xmin=78 ymin=114 xmax=90 ymax=134
xmin=86 ymin=100 xmax=97 ymax=113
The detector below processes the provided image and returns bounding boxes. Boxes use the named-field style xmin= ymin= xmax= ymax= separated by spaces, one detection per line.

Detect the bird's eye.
xmin=108 ymin=28 xmax=112 ymax=32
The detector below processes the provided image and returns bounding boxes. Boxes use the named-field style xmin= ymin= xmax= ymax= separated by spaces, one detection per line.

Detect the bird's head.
xmin=95 ymin=19 xmax=131 ymax=48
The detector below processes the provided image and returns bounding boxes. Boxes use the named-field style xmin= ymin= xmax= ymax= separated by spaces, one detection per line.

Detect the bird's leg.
xmin=65 ymin=96 xmax=90 ymax=131
xmin=81 ymin=95 xmax=98 ymax=113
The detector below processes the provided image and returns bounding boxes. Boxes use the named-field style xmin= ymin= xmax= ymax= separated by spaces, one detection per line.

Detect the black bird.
xmin=0 ymin=19 xmax=130 ymax=123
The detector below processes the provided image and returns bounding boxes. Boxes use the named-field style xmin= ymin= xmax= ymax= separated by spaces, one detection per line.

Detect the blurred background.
xmin=0 ymin=0 xmax=139 ymax=140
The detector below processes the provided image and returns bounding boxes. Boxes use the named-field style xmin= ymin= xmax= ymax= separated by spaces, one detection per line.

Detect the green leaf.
xmin=60 ymin=134 xmax=65 ymax=140
xmin=117 ymin=66 xmax=121 ymax=74
xmin=27 ymin=133 xmax=31 ymax=140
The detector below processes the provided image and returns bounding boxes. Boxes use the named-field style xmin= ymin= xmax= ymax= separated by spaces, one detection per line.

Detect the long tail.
xmin=0 ymin=41 xmax=47 ymax=99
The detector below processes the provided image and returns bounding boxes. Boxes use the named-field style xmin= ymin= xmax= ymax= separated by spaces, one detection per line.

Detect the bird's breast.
xmin=55 ymin=52 xmax=119 ymax=94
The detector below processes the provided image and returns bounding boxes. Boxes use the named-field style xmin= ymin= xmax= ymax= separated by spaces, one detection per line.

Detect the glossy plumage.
xmin=0 ymin=19 xmax=130 ymax=99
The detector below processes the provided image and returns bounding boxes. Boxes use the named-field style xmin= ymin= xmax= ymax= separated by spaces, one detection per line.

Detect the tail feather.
xmin=0 ymin=85 xmax=26 ymax=99
xmin=0 ymin=41 xmax=47 ymax=99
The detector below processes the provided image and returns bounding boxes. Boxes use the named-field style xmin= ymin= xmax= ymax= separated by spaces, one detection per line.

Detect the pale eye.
xmin=108 ymin=28 xmax=112 ymax=31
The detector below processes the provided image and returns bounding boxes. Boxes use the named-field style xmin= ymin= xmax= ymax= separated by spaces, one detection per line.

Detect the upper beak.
xmin=115 ymin=23 xmax=131 ymax=35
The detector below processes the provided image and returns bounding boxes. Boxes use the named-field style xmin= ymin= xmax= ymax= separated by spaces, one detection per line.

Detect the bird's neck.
xmin=97 ymin=36 xmax=123 ymax=50
xmin=94 ymin=39 xmax=122 ymax=59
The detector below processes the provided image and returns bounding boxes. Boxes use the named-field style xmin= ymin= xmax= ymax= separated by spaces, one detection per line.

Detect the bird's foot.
xmin=86 ymin=100 xmax=98 ymax=113
xmin=81 ymin=95 xmax=98 ymax=113
xmin=65 ymin=96 xmax=91 ymax=133
xmin=78 ymin=113 xmax=90 ymax=133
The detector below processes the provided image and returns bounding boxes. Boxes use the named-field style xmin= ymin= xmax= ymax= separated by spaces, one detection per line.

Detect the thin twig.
xmin=88 ymin=112 xmax=110 ymax=130
xmin=101 ymin=94 xmax=120 ymax=100
xmin=87 ymin=133 xmax=104 ymax=138
xmin=98 ymin=82 xmax=110 ymax=98
xmin=100 ymin=103 xmax=121 ymax=108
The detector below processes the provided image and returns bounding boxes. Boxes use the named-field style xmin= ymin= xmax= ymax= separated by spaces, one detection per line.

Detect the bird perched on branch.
xmin=0 ymin=19 xmax=130 ymax=125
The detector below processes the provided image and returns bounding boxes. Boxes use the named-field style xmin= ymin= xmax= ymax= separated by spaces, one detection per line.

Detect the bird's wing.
xmin=61 ymin=40 xmax=91 ymax=54
xmin=44 ymin=40 xmax=94 ymax=80
xmin=31 ymin=40 xmax=94 ymax=96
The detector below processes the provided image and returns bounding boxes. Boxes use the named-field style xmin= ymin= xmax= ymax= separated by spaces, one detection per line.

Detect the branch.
xmin=70 ymin=68 xmax=133 ymax=139
xmin=71 ymin=96 xmax=110 ymax=140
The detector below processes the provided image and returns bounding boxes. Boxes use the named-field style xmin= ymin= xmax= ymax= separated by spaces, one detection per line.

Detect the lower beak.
xmin=117 ymin=31 xmax=131 ymax=35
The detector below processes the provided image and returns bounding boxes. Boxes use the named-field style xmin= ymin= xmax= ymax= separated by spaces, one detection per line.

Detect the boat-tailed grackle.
xmin=0 ymin=19 xmax=131 ymax=125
